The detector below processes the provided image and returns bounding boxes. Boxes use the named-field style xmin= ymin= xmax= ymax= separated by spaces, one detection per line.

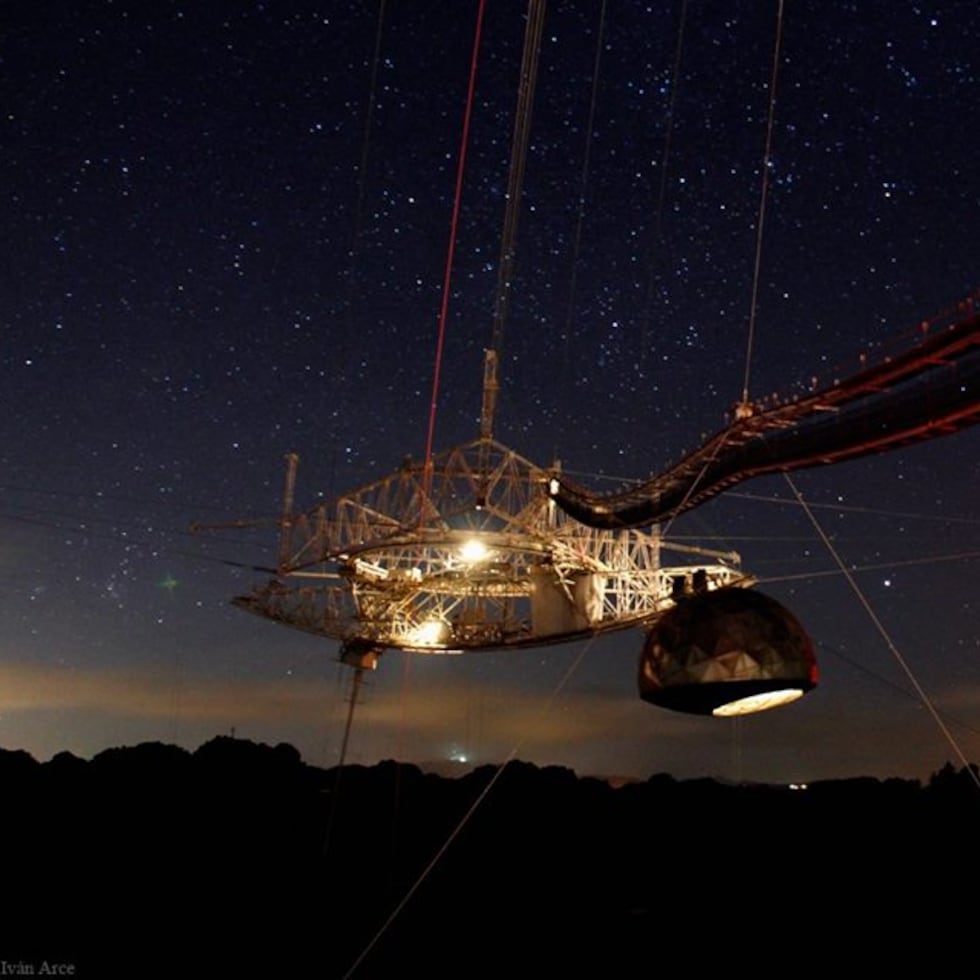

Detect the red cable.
xmin=421 ymin=0 xmax=486 ymax=511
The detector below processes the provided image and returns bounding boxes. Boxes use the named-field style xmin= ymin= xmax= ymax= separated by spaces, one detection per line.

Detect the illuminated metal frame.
xmin=232 ymin=437 xmax=751 ymax=657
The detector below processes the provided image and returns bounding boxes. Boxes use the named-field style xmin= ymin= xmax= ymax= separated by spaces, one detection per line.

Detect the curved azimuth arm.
xmin=551 ymin=296 xmax=980 ymax=530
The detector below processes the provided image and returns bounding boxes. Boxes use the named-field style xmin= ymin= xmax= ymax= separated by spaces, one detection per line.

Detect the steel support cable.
xmin=785 ymin=474 xmax=980 ymax=791
xmin=341 ymin=635 xmax=597 ymax=979
xmin=385 ymin=2 xmax=489 ymax=899
xmin=351 ymin=1 xmax=387 ymax=256
xmin=559 ymin=0 xmax=606 ymax=416
xmin=321 ymin=666 xmax=367 ymax=861
xmin=421 ymin=0 xmax=488 ymax=507
xmin=741 ymin=0 xmax=785 ymax=406
xmin=726 ymin=489 xmax=980 ymax=526
xmin=641 ymin=0 xmax=689 ymax=362
xmin=758 ymin=550 xmax=980 ymax=585
xmin=481 ymin=0 xmax=547 ymax=442
xmin=657 ymin=428 xmax=734 ymax=540
xmin=333 ymin=2 xmax=388 ymax=442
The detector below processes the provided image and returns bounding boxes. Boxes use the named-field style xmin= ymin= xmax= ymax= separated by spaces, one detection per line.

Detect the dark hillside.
xmin=3 ymin=741 xmax=977 ymax=978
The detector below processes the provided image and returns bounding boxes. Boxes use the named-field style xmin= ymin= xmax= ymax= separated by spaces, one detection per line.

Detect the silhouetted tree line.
xmin=3 ymin=739 xmax=977 ymax=978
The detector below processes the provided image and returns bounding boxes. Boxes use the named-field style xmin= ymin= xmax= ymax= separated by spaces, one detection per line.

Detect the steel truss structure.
xmin=232 ymin=438 xmax=748 ymax=665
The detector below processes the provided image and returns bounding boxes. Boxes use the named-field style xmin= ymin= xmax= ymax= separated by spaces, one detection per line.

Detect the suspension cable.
xmin=641 ymin=0 xmax=689 ymax=362
xmin=341 ymin=635 xmax=596 ymax=978
xmin=653 ymin=0 xmax=688 ymax=257
xmin=560 ymin=0 xmax=606 ymax=410
xmin=352 ymin=1 xmax=387 ymax=257
xmin=741 ymin=0 xmax=785 ymax=405
xmin=785 ymin=474 xmax=980 ymax=790
xmin=759 ymin=551 xmax=980 ymax=585
xmin=658 ymin=428 xmax=734 ymax=540
xmin=480 ymin=0 xmax=547 ymax=442
xmin=421 ymin=0 xmax=487 ymax=503
xmin=332 ymin=2 xmax=388 ymax=463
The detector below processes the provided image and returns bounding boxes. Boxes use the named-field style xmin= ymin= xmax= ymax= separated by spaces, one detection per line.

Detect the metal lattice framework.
xmin=232 ymin=437 xmax=748 ymax=664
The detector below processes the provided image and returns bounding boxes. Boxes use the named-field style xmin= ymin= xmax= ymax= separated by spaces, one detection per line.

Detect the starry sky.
xmin=2 ymin=0 xmax=978 ymax=785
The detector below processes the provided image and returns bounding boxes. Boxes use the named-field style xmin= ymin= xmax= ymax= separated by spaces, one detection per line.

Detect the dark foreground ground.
xmin=3 ymin=737 xmax=978 ymax=978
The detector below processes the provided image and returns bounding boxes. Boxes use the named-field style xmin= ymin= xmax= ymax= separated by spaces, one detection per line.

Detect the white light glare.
xmin=409 ymin=619 xmax=449 ymax=647
xmin=459 ymin=538 xmax=490 ymax=563
xmin=712 ymin=687 xmax=805 ymax=717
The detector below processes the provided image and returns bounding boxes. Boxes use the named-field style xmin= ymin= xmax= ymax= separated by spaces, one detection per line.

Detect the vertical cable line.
xmin=390 ymin=0 xmax=488 ymax=896
xmin=352 ymin=1 xmax=387 ymax=254
xmin=341 ymin=635 xmax=597 ymax=979
xmin=489 ymin=0 xmax=547 ymax=358
xmin=480 ymin=0 xmax=547 ymax=444
xmin=421 ymin=0 xmax=488 ymax=503
xmin=641 ymin=0 xmax=689 ymax=363
xmin=333 ymin=3 xmax=388 ymax=461
xmin=560 ymin=0 xmax=606 ymax=406
xmin=319 ymin=0 xmax=392 ymax=864
xmin=741 ymin=0 xmax=785 ymax=406
xmin=652 ymin=0 xmax=688 ymax=257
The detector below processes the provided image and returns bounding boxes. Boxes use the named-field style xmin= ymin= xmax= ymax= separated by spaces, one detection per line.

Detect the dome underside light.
xmin=640 ymin=588 xmax=818 ymax=716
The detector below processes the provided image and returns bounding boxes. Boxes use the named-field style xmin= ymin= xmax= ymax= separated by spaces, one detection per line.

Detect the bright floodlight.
xmin=712 ymin=687 xmax=805 ymax=717
xmin=409 ymin=619 xmax=450 ymax=648
xmin=459 ymin=538 xmax=490 ymax=563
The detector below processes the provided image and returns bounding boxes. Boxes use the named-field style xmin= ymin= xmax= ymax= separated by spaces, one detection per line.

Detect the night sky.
xmin=3 ymin=0 xmax=978 ymax=785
